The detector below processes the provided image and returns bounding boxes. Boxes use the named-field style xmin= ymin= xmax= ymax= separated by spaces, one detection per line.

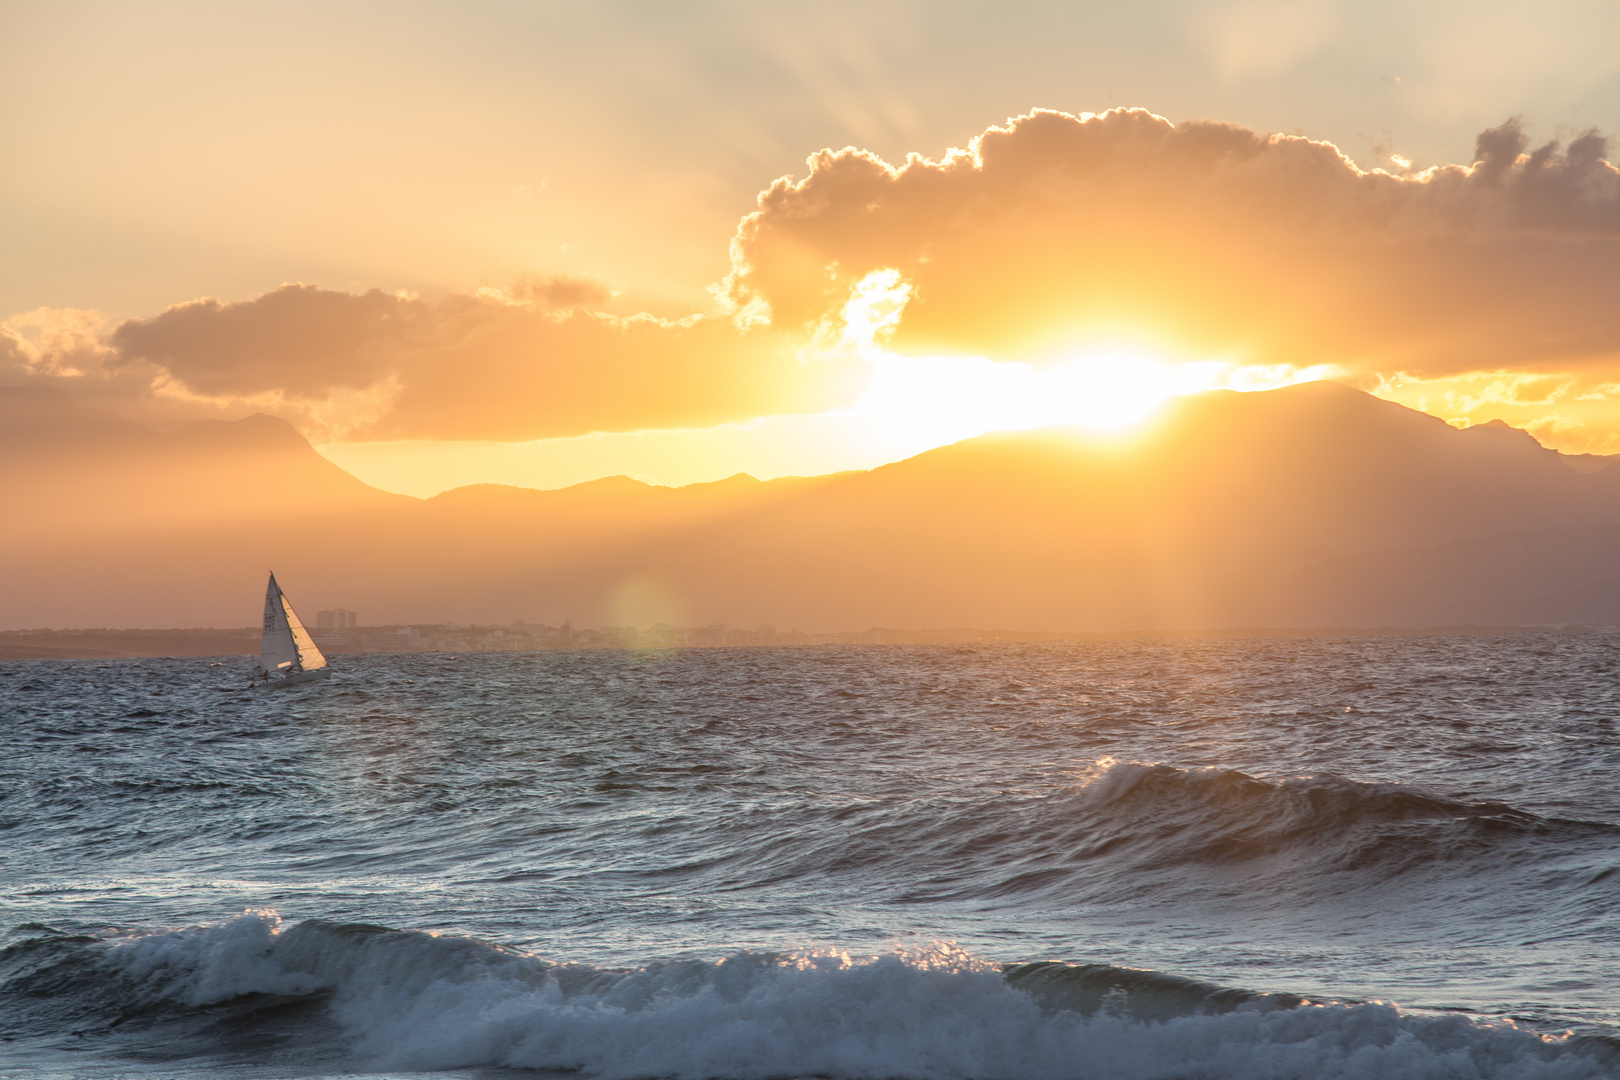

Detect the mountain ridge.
xmin=2 ymin=385 xmax=413 ymax=538
xmin=7 ymin=379 xmax=1620 ymax=630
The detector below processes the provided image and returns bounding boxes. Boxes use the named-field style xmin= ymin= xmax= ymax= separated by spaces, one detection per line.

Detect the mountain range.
xmin=6 ymin=381 xmax=1620 ymax=632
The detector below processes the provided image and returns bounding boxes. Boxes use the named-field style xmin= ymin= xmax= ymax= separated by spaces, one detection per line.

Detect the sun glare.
xmin=839 ymin=269 xmax=912 ymax=347
xmin=321 ymin=348 xmax=1336 ymax=497
xmin=831 ymin=273 xmax=1333 ymax=444
xmin=830 ymin=268 xmax=1332 ymax=446
xmin=1045 ymin=352 xmax=1183 ymax=432
xmin=856 ymin=347 xmax=1334 ymax=451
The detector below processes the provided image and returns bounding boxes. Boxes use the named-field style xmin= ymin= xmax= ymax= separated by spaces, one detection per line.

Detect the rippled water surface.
xmin=3 ymin=637 xmax=1620 ymax=1078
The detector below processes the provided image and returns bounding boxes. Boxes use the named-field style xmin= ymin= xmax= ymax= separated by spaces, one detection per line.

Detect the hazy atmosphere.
xmin=7 ymin=6 xmax=1620 ymax=1080
xmin=7 ymin=1 xmax=1620 ymax=502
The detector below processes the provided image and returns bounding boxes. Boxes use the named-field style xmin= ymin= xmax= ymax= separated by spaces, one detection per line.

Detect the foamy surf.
xmin=2 ymin=913 xmax=1598 ymax=1079
xmin=8 ymin=643 xmax=1620 ymax=1079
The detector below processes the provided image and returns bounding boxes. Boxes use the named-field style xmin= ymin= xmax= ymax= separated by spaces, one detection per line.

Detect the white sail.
xmin=261 ymin=575 xmax=296 ymax=672
xmin=283 ymin=591 xmax=327 ymax=671
xmin=260 ymin=573 xmax=328 ymax=674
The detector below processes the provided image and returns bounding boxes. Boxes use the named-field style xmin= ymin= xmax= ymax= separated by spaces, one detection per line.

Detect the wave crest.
xmin=3 ymin=914 xmax=1607 ymax=1079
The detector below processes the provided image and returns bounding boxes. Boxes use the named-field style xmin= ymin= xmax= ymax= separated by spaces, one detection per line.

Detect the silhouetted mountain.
xmin=2 ymin=384 xmax=411 ymax=539
xmin=0 ymin=383 xmax=161 ymax=456
xmin=7 ymin=380 xmax=1620 ymax=631
xmin=626 ymin=383 xmax=1620 ymax=629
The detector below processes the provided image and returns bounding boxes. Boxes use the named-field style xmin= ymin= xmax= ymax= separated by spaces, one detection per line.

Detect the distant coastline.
xmin=3 ymin=622 xmax=1615 ymax=661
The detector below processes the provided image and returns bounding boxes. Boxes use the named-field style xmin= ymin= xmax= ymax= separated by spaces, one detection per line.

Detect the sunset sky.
xmin=5 ymin=1 xmax=1620 ymax=495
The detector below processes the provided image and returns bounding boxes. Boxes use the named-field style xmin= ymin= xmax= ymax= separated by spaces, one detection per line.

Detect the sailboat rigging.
xmin=258 ymin=572 xmax=331 ymax=688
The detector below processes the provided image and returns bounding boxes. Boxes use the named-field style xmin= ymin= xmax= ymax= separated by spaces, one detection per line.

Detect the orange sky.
xmin=4 ymin=3 xmax=1620 ymax=493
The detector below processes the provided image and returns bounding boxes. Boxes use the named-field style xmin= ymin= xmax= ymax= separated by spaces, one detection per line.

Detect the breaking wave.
xmin=719 ymin=759 xmax=1620 ymax=911
xmin=3 ymin=913 xmax=1612 ymax=1079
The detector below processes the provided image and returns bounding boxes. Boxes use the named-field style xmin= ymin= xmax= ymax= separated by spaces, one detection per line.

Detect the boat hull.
xmin=260 ymin=667 xmax=331 ymax=690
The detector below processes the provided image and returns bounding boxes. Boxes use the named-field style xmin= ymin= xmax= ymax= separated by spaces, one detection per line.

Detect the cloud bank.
xmin=109 ymin=285 xmax=861 ymax=440
xmin=5 ymin=108 xmax=1619 ymax=448
xmin=4 ymin=282 xmax=861 ymax=441
xmin=727 ymin=108 xmax=1620 ymax=380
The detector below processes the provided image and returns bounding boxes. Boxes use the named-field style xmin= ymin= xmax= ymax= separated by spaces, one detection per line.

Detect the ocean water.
xmin=3 ymin=637 xmax=1620 ymax=1079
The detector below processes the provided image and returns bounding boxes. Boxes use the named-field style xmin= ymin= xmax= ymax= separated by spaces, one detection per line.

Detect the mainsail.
xmin=260 ymin=572 xmax=329 ymax=674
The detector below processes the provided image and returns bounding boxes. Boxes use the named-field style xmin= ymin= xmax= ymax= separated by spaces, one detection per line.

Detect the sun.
xmin=846 ymin=348 xmax=1178 ymax=455
xmin=1042 ymin=351 xmax=1186 ymax=433
xmin=848 ymin=345 xmax=1335 ymax=455
xmin=835 ymin=271 xmax=1326 ymax=445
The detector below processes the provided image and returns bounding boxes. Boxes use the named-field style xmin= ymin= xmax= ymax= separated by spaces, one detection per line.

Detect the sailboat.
xmin=257 ymin=572 xmax=331 ymax=688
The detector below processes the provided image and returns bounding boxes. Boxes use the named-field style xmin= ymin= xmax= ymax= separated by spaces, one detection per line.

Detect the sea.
xmin=3 ymin=636 xmax=1620 ymax=1080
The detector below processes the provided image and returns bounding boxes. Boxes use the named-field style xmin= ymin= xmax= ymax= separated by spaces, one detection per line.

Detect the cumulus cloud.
xmin=10 ymin=109 xmax=1620 ymax=448
xmin=1 ymin=307 xmax=118 ymax=379
xmin=96 ymin=282 xmax=861 ymax=441
xmin=0 ymin=308 xmax=175 ymax=422
xmin=725 ymin=108 xmax=1620 ymax=382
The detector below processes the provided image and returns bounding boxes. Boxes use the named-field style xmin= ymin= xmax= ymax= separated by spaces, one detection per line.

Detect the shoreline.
xmin=3 ymin=621 xmax=1616 ymax=660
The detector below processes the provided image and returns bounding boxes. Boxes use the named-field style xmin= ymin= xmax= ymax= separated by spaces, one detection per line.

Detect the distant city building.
xmin=316 ymin=608 xmax=358 ymax=629
xmin=360 ymin=627 xmax=419 ymax=652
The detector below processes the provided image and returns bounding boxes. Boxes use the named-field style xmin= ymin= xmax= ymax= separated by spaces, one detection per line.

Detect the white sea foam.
xmin=105 ymin=910 xmax=326 ymax=1006
xmin=97 ymin=913 xmax=1611 ymax=1080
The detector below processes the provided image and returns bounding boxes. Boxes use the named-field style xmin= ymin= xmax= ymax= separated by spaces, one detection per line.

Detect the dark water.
xmin=3 ymin=637 xmax=1620 ymax=1079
